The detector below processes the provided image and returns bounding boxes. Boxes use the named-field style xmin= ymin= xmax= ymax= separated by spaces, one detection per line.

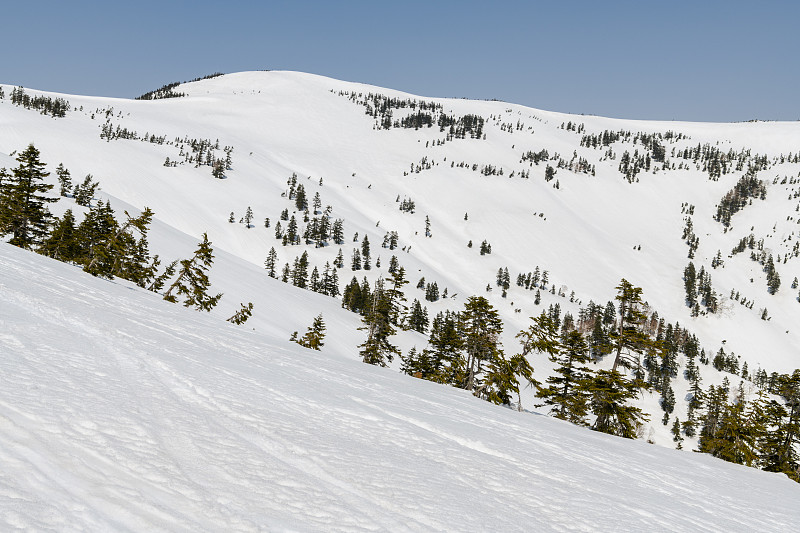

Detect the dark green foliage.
xmin=342 ymin=276 xmax=371 ymax=315
xmin=590 ymin=279 xmax=651 ymax=437
xmin=82 ymin=207 xmax=155 ymax=281
xmin=425 ymin=281 xmax=439 ymax=302
xmin=291 ymin=251 xmax=309 ymax=288
xmin=359 ymin=277 xmax=399 ymax=366
xmin=135 ymin=72 xmax=223 ymax=100
xmin=55 ymin=163 xmax=72 ymax=197
xmin=296 ymin=314 xmax=326 ymax=350
xmin=9 ymin=86 xmax=69 ymax=117
xmin=765 ymin=254 xmax=781 ymax=294
xmin=73 ymin=174 xmax=99 ymax=207
xmin=0 ymin=144 xmax=56 ymax=249
xmin=587 ymin=369 xmax=647 ymax=439
xmin=714 ymin=167 xmax=767 ymax=227
xmin=410 ymin=311 xmax=464 ymax=384
xmin=407 ymin=298 xmax=429 ymax=333
xmin=460 ymin=296 xmax=504 ymax=392
xmin=699 ymin=383 xmax=763 ymax=467
xmin=39 ymin=209 xmax=81 ymax=262
xmin=163 ymin=233 xmax=223 ymax=311
xmin=227 ymin=302 xmax=254 ymax=325
xmin=537 ymin=329 xmax=593 ymax=425
xmin=672 ymin=417 xmax=684 ymax=449
xmin=361 ymin=235 xmax=371 ymax=270
xmin=264 ymin=247 xmax=278 ymax=278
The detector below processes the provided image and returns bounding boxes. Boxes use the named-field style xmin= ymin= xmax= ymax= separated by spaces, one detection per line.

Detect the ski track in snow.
xmin=1 ymin=244 xmax=799 ymax=531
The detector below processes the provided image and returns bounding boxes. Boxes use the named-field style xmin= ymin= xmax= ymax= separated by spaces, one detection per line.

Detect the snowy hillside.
xmin=2 ymin=243 xmax=799 ymax=531
xmin=1 ymin=69 xmax=800 ymax=506
xmin=2 ymin=71 xmax=800 ymax=373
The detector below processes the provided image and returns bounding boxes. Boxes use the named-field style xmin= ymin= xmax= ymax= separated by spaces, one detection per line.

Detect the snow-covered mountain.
xmin=2 ymin=71 xmax=800 ymax=529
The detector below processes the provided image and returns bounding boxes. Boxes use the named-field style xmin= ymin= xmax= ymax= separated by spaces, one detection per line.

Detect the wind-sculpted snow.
xmin=1 ymin=244 xmax=798 ymax=531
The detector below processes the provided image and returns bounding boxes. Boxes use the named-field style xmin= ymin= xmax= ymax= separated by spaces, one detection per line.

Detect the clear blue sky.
xmin=4 ymin=0 xmax=798 ymax=122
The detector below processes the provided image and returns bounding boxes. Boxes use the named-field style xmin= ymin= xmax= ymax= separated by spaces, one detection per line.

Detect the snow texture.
xmin=1 ymin=243 xmax=799 ymax=531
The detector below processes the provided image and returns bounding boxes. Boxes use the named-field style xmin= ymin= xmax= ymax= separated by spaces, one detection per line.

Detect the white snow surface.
xmin=1 ymin=243 xmax=799 ymax=532
xmin=2 ymin=71 xmax=800 ymax=528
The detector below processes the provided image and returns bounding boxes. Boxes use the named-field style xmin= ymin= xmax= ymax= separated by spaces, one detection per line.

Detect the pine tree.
xmin=385 ymin=266 xmax=409 ymax=327
xmin=587 ymin=369 xmax=647 ymax=439
xmin=609 ymin=279 xmax=652 ymax=372
xmin=672 ymin=417 xmax=684 ymax=449
xmin=55 ymin=163 xmax=72 ymax=197
xmin=286 ymin=215 xmax=299 ymax=245
xmin=38 ymin=209 xmax=80 ymax=262
xmin=294 ymin=184 xmax=307 ymax=211
xmin=84 ymin=207 xmax=154 ymax=279
xmin=407 ymin=299 xmax=429 ymax=333
xmin=291 ymin=251 xmax=309 ymax=288
xmin=700 ymin=384 xmax=765 ymax=466
xmin=163 ymin=233 xmax=223 ymax=311
xmin=0 ymin=144 xmax=56 ymax=249
xmin=264 ymin=247 xmax=278 ymax=278
xmin=73 ymin=174 xmax=99 ymax=206
xmin=588 ymin=280 xmax=650 ymax=438
xmin=244 ymin=206 xmax=254 ymax=228
xmin=418 ymin=311 xmax=464 ymax=384
xmin=460 ymin=296 xmax=503 ymax=392
xmin=537 ymin=329 xmax=593 ymax=425
xmin=227 ymin=302 xmax=254 ymax=325
xmin=759 ymin=372 xmax=800 ymax=481
xmin=359 ymin=277 xmax=399 ymax=366
xmin=297 ymin=314 xmax=326 ymax=350
xmin=361 ymin=235 xmax=371 ymax=270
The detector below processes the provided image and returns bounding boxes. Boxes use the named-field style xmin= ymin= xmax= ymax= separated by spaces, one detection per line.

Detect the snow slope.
xmin=1 ymin=71 xmax=800 ymax=450
xmin=2 ymin=243 xmax=799 ymax=532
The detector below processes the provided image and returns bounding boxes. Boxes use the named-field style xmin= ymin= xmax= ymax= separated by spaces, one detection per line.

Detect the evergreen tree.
xmin=460 ymin=296 xmax=503 ymax=393
xmin=297 ymin=314 xmax=326 ymax=350
xmin=587 ymin=369 xmax=647 ymax=439
xmin=309 ymin=266 xmax=321 ymax=292
xmin=294 ymin=183 xmax=307 ymax=211
xmin=759 ymin=372 xmax=800 ymax=481
xmin=608 ymin=279 xmax=651 ymax=372
xmin=359 ymin=277 xmax=399 ymax=366
xmin=163 ymin=233 xmax=223 ymax=311
xmin=84 ymin=207 xmax=154 ymax=279
xmin=291 ymin=251 xmax=310 ymax=288
xmin=0 ymin=144 xmax=56 ymax=249
xmin=244 ymin=206 xmax=254 ymax=228
xmin=285 ymin=215 xmax=299 ymax=245
xmin=361 ymin=235 xmax=371 ymax=270
xmin=700 ymin=384 xmax=765 ymax=467
xmin=589 ymin=280 xmax=650 ymax=438
xmin=264 ymin=247 xmax=278 ymax=278
xmin=55 ymin=163 xmax=72 ymax=197
xmin=227 ymin=302 xmax=254 ymax=325
xmin=537 ymin=329 xmax=593 ymax=425
xmin=407 ymin=299 xmax=429 ymax=333
xmin=672 ymin=417 xmax=684 ymax=449
xmin=417 ymin=311 xmax=464 ymax=384
xmin=385 ymin=266 xmax=409 ymax=327
xmin=38 ymin=209 xmax=80 ymax=262
xmin=73 ymin=174 xmax=98 ymax=206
